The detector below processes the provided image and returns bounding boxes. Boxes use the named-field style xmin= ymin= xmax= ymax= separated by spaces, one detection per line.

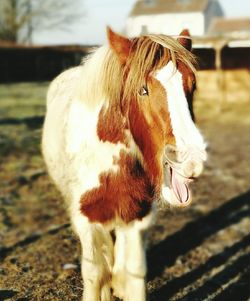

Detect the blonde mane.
xmin=77 ymin=46 xmax=123 ymax=109
xmin=77 ymin=34 xmax=196 ymax=109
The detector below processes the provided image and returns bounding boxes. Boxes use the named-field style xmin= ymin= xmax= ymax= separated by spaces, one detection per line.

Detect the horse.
xmin=42 ymin=27 xmax=207 ymax=301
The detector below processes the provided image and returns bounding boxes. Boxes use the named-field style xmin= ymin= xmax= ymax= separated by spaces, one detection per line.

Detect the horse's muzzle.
xmin=164 ymin=144 xmax=207 ymax=179
xmin=181 ymin=158 xmax=204 ymax=179
xmin=162 ymin=146 xmax=207 ymax=207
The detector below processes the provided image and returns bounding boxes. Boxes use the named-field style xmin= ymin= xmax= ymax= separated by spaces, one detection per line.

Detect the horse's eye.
xmin=139 ymin=86 xmax=148 ymax=96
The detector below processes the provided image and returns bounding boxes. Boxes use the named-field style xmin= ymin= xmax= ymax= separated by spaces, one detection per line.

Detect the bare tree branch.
xmin=0 ymin=0 xmax=86 ymax=43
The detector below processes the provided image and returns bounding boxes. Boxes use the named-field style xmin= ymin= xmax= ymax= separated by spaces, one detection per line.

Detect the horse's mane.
xmin=77 ymin=46 xmax=123 ymax=109
xmin=77 ymin=35 xmax=196 ymax=109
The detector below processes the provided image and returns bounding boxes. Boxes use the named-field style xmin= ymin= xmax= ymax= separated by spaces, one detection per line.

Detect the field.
xmin=0 ymin=74 xmax=250 ymax=301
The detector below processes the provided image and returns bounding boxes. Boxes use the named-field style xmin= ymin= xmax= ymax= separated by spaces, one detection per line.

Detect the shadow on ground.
xmin=0 ymin=116 xmax=44 ymax=129
xmin=148 ymin=191 xmax=250 ymax=301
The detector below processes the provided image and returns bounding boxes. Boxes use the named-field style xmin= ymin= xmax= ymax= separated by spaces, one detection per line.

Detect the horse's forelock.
xmin=121 ymin=35 xmax=196 ymax=103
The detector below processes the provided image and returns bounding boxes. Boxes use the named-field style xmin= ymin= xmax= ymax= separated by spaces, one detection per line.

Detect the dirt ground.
xmin=0 ymin=80 xmax=250 ymax=301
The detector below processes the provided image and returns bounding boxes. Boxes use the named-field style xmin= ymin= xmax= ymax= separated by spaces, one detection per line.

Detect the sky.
xmin=33 ymin=0 xmax=250 ymax=45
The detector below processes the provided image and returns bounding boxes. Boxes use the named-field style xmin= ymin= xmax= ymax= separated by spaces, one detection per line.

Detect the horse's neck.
xmin=70 ymin=46 xmax=163 ymax=183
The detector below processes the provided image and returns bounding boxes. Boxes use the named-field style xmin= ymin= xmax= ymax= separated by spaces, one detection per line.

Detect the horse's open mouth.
xmin=169 ymin=166 xmax=192 ymax=204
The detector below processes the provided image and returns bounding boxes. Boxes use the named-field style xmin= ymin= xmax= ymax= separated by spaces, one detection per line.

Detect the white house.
xmin=208 ymin=17 xmax=250 ymax=47
xmin=126 ymin=0 xmax=224 ymax=37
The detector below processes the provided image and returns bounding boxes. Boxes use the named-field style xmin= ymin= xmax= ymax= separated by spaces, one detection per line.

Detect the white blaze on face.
xmin=155 ymin=61 xmax=207 ymax=207
xmin=155 ymin=61 xmax=206 ymax=153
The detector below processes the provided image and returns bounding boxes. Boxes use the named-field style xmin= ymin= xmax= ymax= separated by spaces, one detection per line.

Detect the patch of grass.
xmin=0 ymin=125 xmax=41 ymax=157
xmin=0 ymin=82 xmax=49 ymax=119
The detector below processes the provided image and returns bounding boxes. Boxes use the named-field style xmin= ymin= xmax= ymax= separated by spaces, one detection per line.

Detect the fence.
xmin=0 ymin=45 xmax=250 ymax=83
xmin=0 ymin=45 xmax=91 ymax=83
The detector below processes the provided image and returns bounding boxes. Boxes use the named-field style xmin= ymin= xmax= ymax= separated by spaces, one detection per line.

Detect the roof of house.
xmin=129 ymin=0 xmax=210 ymax=17
xmin=208 ymin=17 xmax=250 ymax=35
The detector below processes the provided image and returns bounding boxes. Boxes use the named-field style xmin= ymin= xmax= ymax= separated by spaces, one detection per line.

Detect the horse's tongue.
xmin=171 ymin=168 xmax=189 ymax=203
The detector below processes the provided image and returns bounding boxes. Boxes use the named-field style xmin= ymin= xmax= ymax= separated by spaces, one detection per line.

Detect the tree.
xmin=0 ymin=0 xmax=85 ymax=44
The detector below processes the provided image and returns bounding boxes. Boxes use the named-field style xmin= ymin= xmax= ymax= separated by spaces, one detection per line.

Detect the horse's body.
xmin=42 ymin=28 xmax=206 ymax=301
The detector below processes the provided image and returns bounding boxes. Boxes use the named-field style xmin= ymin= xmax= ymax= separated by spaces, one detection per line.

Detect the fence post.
xmin=214 ymin=40 xmax=227 ymax=108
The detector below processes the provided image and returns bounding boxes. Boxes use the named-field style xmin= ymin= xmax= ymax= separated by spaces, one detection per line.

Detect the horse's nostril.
xmin=183 ymin=161 xmax=204 ymax=178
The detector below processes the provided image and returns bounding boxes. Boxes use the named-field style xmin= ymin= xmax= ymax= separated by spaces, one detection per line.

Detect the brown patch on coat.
xmin=80 ymin=151 xmax=159 ymax=224
xmin=128 ymin=76 xmax=175 ymax=178
xmin=97 ymin=104 xmax=127 ymax=144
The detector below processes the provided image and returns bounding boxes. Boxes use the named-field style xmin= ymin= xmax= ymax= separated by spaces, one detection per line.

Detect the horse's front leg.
xmin=72 ymin=214 xmax=113 ymax=301
xmin=122 ymin=210 xmax=154 ymax=301
xmin=112 ymin=228 xmax=126 ymax=299
xmin=125 ymin=225 xmax=147 ymax=301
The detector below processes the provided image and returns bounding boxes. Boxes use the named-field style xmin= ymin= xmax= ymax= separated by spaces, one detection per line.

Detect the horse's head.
xmin=107 ymin=28 xmax=207 ymax=207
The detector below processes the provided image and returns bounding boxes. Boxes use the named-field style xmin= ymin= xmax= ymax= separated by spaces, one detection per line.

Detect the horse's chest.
xmin=80 ymin=154 xmax=159 ymax=224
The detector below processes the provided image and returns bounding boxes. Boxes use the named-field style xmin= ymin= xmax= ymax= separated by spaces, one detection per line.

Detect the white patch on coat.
xmin=155 ymin=61 xmax=206 ymax=154
xmin=65 ymin=99 xmax=126 ymax=197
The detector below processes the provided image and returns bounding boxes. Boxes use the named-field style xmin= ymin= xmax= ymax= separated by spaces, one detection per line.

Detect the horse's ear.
xmin=107 ymin=26 xmax=131 ymax=64
xmin=178 ymin=29 xmax=192 ymax=51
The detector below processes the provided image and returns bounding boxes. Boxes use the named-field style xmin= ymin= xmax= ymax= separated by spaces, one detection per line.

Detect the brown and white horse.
xmin=42 ymin=27 xmax=206 ymax=301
